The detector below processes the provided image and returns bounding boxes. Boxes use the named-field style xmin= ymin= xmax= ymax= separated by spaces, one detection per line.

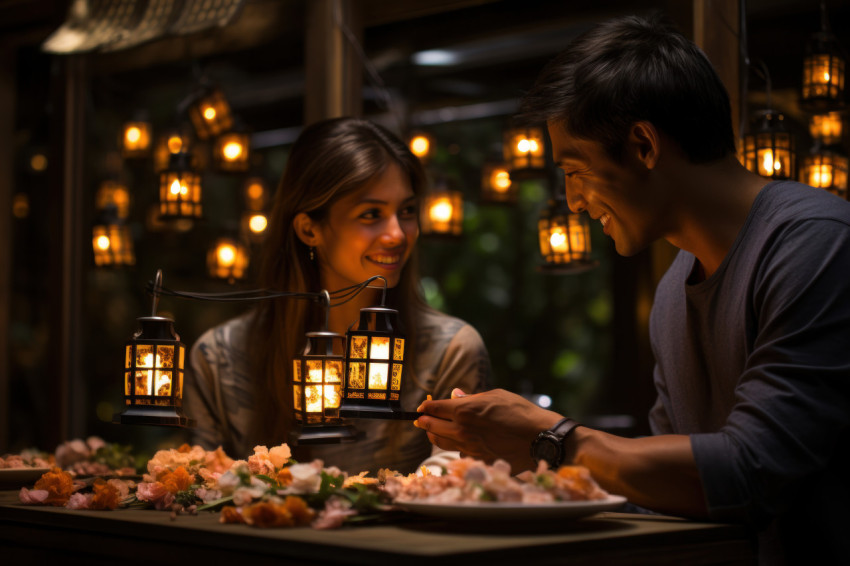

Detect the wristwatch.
xmin=531 ymin=417 xmax=580 ymax=469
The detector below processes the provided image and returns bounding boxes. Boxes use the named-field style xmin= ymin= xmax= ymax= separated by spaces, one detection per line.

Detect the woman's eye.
xmin=401 ymin=205 xmax=418 ymax=217
xmin=359 ymin=209 xmax=380 ymax=220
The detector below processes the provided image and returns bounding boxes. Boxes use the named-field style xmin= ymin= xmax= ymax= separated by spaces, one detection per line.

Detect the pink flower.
xmin=18 ymin=488 xmax=49 ymax=504
xmin=54 ymin=439 xmax=89 ymax=468
xmin=66 ymin=493 xmax=93 ymax=510
xmin=136 ymin=481 xmax=176 ymax=510
xmin=247 ymin=446 xmax=276 ymax=476
xmin=312 ymin=497 xmax=357 ymax=529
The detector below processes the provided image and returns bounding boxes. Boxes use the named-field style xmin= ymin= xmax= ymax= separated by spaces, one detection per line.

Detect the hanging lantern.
xmin=290 ymin=329 xmax=359 ymax=445
xmin=408 ymin=131 xmax=435 ymax=162
xmin=159 ymin=152 xmax=202 ymax=220
xmin=92 ymin=205 xmax=135 ymax=268
xmin=538 ymin=197 xmax=596 ymax=274
xmin=214 ymin=130 xmax=251 ymax=173
xmin=420 ymin=184 xmax=463 ymax=237
xmin=120 ymin=120 xmax=152 ymax=158
xmin=801 ymin=5 xmax=846 ymax=111
xmin=241 ymin=211 xmax=269 ymax=244
xmin=504 ymin=125 xmax=546 ymax=178
xmin=339 ymin=306 xmax=418 ymax=420
xmin=801 ymin=149 xmax=849 ymax=198
xmin=243 ymin=177 xmax=269 ymax=211
xmin=742 ymin=111 xmax=796 ymax=180
xmin=207 ymin=237 xmax=249 ymax=282
xmin=810 ymin=112 xmax=844 ymax=145
xmin=116 ymin=272 xmax=194 ymax=427
xmin=187 ymin=87 xmax=234 ymax=140
xmin=95 ymin=180 xmax=131 ymax=220
xmin=480 ymin=160 xmax=516 ymax=204
xmin=154 ymin=126 xmax=193 ymax=173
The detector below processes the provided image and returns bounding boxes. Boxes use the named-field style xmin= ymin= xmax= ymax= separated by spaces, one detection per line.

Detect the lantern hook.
xmin=152 ymin=269 xmax=163 ymax=317
xmin=320 ymin=289 xmax=331 ymax=330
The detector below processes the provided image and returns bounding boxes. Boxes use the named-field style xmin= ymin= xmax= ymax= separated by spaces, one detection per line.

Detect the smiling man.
xmin=415 ymin=13 xmax=850 ymax=564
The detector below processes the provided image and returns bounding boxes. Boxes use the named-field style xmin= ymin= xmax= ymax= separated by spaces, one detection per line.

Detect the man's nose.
xmin=564 ymin=180 xmax=587 ymax=214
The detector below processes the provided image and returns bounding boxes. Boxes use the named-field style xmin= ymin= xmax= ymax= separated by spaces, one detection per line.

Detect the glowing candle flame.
xmin=410 ymin=136 xmax=430 ymax=157
xmin=810 ymin=165 xmax=833 ymax=187
xmin=125 ymin=127 xmax=141 ymax=144
xmin=96 ymin=235 xmax=111 ymax=251
xmin=203 ymin=106 xmax=216 ymax=121
xmin=247 ymin=182 xmax=264 ymax=200
xmin=549 ymin=228 xmax=567 ymax=252
xmin=217 ymin=244 xmax=236 ymax=267
xmin=491 ymin=170 xmax=511 ymax=193
xmin=170 ymin=179 xmax=188 ymax=196
xmin=429 ymin=199 xmax=453 ymax=223
xmin=249 ymin=214 xmax=267 ymax=233
xmin=167 ymin=135 xmax=183 ymax=154
xmin=223 ymin=142 xmax=243 ymax=161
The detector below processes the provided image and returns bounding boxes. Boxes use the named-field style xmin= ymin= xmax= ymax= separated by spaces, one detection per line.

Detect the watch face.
xmin=533 ymin=434 xmax=560 ymax=466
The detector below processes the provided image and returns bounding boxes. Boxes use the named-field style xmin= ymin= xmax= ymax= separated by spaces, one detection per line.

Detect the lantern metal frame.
xmin=537 ymin=194 xmax=597 ymax=275
xmin=290 ymin=292 xmax=360 ymax=445
xmin=339 ymin=282 xmax=418 ymax=420
xmin=159 ymin=151 xmax=203 ymax=220
xmin=800 ymin=3 xmax=846 ymax=112
xmin=115 ymin=272 xmax=194 ymax=427
xmin=504 ymin=125 xmax=547 ymax=179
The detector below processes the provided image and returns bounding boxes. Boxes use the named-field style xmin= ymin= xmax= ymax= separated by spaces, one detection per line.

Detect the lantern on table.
xmin=115 ymin=272 xmax=194 ymax=427
xmin=339 ymin=304 xmax=418 ymax=420
xmin=290 ymin=294 xmax=359 ymax=444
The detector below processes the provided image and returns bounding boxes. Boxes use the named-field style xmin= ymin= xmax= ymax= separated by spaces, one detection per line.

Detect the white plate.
xmin=396 ymin=494 xmax=627 ymax=521
xmin=0 ymin=467 xmax=51 ymax=485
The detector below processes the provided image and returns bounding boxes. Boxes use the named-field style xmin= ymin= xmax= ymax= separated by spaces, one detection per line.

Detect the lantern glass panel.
xmin=391 ymin=364 xmax=402 ymax=391
xmin=157 ymin=345 xmax=174 ymax=368
xmin=293 ymin=360 xmax=301 ymax=382
xmin=326 ymin=360 xmax=342 ymax=382
xmin=393 ymin=338 xmax=404 ymax=361
xmin=306 ymin=360 xmax=323 ymax=382
xmin=371 ymin=336 xmax=390 ymax=359
xmin=810 ymin=113 xmax=844 ymax=145
xmin=305 ymin=385 xmax=322 ymax=414
xmin=156 ymin=371 xmax=172 ymax=397
xmin=348 ymin=362 xmax=366 ymax=390
xmin=124 ymin=371 xmax=132 ymax=395
xmin=324 ymin=384 xmax=341 ymax=408
xmin=293 ymin=385 xmax=303 ymax=411
xmin=350 ymin=336 xmax=367 ymax=359
xmin=368 ymin=363 xmax=389 ymax=390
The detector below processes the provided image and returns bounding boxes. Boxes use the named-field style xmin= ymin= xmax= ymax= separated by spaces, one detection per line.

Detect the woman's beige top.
xmin=184 ymin=308 xmax=492 ymax=475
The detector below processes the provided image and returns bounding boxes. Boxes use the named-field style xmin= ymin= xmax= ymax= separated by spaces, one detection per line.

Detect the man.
xmin=415 ymin=14 xmax=850 ymax=564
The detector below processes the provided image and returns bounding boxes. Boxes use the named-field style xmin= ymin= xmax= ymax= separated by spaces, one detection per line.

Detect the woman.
xmin=185 ymin=117 xmax=491 ymax=475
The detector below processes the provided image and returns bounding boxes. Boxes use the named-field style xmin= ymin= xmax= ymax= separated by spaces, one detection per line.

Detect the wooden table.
xmin=0 ymin=490 xmax=755 ymax=565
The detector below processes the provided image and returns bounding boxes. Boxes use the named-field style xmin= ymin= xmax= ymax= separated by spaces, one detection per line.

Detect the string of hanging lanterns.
xmin=117 ymin=272 xmax=415 ymax=441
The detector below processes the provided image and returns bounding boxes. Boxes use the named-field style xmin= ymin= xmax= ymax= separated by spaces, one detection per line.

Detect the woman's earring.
xmin=309 ymin=247 xmax=315 ymax=261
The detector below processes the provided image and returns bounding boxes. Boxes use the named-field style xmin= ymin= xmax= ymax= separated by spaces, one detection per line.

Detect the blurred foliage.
xmin=416 ymin=118 xmax=612 ymax=418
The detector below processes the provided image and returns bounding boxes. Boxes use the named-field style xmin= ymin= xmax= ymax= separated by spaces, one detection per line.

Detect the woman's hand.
xmin=415 ymin=388 xmax=564 ymax=474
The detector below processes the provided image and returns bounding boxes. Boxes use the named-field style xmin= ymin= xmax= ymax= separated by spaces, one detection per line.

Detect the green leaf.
xmin=196 ymin=496 xmax=234 ymax=512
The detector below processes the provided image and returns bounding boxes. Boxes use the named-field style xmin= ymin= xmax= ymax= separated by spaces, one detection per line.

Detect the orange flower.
xmin=158 ymin=466 xmax=193 ymax=493
xmin=220 ymin=506 xmax=246 ymax=524
xmin=33 ymin=467 xmax=74 ymax=507
xmin=276 ymin=468 xmax=292 ymax=487
xmin=283 ymin=495 xmax=315 ymax=526
xmin=178 ymin=444 xmax=192 ymax=453
xmin=243 ymin=501 xmax=295 ymax=528
xmin=90 ymin=478 xmax=121 ymax=510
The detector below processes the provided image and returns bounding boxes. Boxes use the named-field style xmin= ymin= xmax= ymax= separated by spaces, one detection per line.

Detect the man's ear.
xmin=629 ymin=121 xmax=660 ymax=170
xmin=292 ymin=212 xmax=321 ymax=247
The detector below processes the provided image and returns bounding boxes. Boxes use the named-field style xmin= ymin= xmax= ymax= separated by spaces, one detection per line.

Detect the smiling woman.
xmin=183 ymin=117 xmax=492 ymax=474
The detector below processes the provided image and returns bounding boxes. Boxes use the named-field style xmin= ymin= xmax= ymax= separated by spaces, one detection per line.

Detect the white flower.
xmin=288 ymin=463 xmax=322 ymax=493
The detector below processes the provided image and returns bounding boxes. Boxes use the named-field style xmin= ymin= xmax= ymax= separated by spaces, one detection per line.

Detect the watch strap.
xmin=532 ymin=417 xmax=581 ymax=469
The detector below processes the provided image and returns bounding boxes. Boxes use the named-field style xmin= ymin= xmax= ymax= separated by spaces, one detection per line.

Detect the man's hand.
xmin=415 ymin=388 xmax=564 ymax=474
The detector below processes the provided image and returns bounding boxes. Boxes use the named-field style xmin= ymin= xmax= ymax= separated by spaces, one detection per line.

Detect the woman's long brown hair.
xmin=247 ymin=117 xmax=429 ymax=453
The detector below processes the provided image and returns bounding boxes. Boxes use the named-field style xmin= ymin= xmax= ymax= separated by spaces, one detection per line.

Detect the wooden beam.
xmin=304 ymin=0 xmax=363 ymax=125
xmin=0 ymin=43 xmax=13 ymax=452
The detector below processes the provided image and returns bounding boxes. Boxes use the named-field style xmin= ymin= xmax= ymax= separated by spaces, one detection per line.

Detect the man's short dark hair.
xmin=517 ymin=13 xmax=737 ymax=163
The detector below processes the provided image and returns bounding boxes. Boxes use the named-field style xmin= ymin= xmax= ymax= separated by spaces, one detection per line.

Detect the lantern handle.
xmin=152 ymin=269 xmax=163 ymax=317
xmin=320 ymin=289 xmax=331 ymax=330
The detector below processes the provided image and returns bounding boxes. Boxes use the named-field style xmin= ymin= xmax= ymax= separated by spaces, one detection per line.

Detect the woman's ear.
xmin=292 ymin=212 xmax=321 ymax=247
xmin=629 ymin=121 xmax=660 ymax=170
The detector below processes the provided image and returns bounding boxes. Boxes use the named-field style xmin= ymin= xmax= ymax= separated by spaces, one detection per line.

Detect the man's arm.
xmin=416 ymin=388 xmax=707 ymax=518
